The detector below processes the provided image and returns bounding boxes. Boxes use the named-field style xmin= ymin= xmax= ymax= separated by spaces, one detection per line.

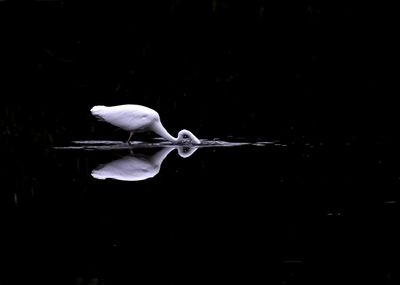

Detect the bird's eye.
xmin=183 ymin=134 xmax=189 ymax=139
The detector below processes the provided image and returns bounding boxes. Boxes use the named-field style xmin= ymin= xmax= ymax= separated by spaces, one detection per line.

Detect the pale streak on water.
xmin=53 ymin=139 xmax=277 ymax=151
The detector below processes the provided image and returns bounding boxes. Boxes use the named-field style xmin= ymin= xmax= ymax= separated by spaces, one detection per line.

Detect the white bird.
xmin=90 ymin=104 xmax=201 ymax=144
xmin=91 ymin=146 xmax=198 ymax=181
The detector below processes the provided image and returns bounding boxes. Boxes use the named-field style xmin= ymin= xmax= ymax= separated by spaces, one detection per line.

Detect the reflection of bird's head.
xmin=176 ymin=146 xmax=198 ymax=158
xmin=177 ymin=129 xmax=201 ymax=144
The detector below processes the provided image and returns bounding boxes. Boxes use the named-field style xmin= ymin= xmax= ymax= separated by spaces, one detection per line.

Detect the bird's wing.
xmin=99 ymin=105 xmax=158 ymax=132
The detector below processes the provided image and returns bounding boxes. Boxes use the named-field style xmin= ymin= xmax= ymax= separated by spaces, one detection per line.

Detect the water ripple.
xmin=53 ymin=139 xmax=277 ymax=151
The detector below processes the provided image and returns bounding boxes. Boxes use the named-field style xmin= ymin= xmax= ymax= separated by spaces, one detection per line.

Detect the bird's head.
xmin=177 ymin=129 xmax=201 ymax=144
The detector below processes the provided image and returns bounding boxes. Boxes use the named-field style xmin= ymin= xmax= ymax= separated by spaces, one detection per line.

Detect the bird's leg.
xmin=127 ymin=132 xmax=134 ymax=144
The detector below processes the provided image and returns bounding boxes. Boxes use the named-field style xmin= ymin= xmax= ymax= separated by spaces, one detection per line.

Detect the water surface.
xmin=1 ymin=138 xmax=399 ymax=285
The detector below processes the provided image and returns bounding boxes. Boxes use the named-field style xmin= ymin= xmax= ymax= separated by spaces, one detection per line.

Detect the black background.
xmin=2 ymin=1 xmax=399 ymax=145
xmin=3 ymin=0 xmax=321 ymax=144
xmin=1 ymin=1 xmax=400 ymax=285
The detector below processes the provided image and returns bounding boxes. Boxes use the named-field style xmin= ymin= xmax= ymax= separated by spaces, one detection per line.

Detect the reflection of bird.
xmin=91 ymin=104 xmax=201 ymax=144
xmin=91 ymin=146 xmax=198 ymax=181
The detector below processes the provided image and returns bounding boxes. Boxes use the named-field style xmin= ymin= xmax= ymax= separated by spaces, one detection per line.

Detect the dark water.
xmin=1 ymin=136 xmax=399 ymax=285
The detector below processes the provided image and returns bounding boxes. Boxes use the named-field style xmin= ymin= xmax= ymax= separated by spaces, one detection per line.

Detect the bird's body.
xmin=91 ymin=104 xmax=201 ymax=144
xmin=91 ymin=105 xmax=160 ymax=133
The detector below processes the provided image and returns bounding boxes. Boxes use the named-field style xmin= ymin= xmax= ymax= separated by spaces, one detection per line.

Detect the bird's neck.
xmin=151 ymin=122 xmax=178 ymax=142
